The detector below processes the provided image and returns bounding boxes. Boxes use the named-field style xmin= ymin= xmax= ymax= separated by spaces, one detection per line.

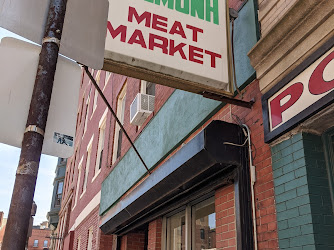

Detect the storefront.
xmin=100 ymin=121 xmax=255 ymax=249
xmin=249 ymin=0 xmax=334 ymax=248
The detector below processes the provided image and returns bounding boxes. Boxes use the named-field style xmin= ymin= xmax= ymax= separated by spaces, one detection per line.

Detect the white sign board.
xmin=262 ymin=42 xmax=334 ymax=142
xmin=104 ymin=0 xmax=232 ymax=96
xmin=0 ymin=38 xmax=81 ymax=158
xmin=0 ymin=0 xmax=108 ymax=69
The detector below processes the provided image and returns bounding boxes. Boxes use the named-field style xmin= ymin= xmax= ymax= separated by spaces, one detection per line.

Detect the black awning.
xmin=100 ymin=120 xmax=246 ymax=235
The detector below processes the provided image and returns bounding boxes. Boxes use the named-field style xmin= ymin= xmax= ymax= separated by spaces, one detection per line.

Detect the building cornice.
xmin=248 ymin=0 xmax=334 ymax=93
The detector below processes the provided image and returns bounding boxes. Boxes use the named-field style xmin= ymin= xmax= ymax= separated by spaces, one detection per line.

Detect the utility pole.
xmin=2 ymin=0 xmax=68 ymax=248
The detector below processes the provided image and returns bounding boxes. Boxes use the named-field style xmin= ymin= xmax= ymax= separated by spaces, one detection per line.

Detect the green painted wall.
xmin=100 ymin=0 xmax=258 ymax=215
xmin=233 ymin=0 xmax=257 ymax=88
xmin=100 ymin=90 xmax=221 ymax=214
xmin=271 ymin=133 xmax=334 ymax=249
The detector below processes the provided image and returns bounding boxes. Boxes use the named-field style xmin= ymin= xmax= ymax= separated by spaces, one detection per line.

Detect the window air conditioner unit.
xmin=130 ymin=93 xmax=155 ymax=126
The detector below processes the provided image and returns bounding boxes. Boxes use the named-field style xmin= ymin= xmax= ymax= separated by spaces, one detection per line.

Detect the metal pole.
xmin=2 ymin=0 xmax=67 ymax=248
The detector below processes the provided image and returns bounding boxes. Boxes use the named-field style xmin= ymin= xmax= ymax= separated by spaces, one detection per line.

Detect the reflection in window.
xmin=192 ymin=197 xmax=216 ymax=250
xmin=33 ymin=239 xmax=38 ymax=247
xmin=167 ymin=211 xmax=186 ymax=250
xmin=55 ymin=181 xmax=63 ymax=206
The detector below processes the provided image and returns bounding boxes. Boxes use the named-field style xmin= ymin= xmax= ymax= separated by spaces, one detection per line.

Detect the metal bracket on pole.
xmin=202 ymin=91 xmax=255 ymax=109
xmin=42 ymin=37 xmax=61 ymax=47
xmin=24 ymin=125 xmax=45 ymax=136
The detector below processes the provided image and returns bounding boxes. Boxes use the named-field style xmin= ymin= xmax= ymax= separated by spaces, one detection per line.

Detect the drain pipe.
xmin=243 ymin=124 xmax=258 ymax=250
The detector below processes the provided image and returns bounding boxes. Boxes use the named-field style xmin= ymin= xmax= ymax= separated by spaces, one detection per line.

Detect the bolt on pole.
xmin=2 ymin=0 xmax=68 ymax=249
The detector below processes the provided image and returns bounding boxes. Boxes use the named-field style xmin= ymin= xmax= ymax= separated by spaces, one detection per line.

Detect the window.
xmin=192 ymin=197 xmax=216 ymax=250
xmin=94 ymin=109 xmax=108 ymax=177
xmin=55 ymin=181 xmax=64 ymax=206
xmin=141 ymin=80 xmax=156 ymax=96
xmin=104 ymin=72 xmax=112 ymax=91
xmin=87 ymin=228 xmax=94 ymax=250
xmin=166 ymin=211 xmax=186 ymax=250
xmin=112 ymin=84 xmax=127 ymax=164
xmin=163 ymin=197 xmax=215 ymax=250
xmin=92 ymin=70 xmax=101 ymax=115
xmin=58 ymin=158 xmax=66 ymax=164
xmin=84 ymin=99 xmax=90 ymax=133
xmin=33 ymin=239 xmax=38 ymax=247
xmin=77 ymin=236 xmax=81 ymax=250
xmin=82 ymin=136 xmax=93 ymax=194
xmin=74 ymin=157 xmax=84 ymax=207
xmin=43 ymin=240 xmax=48 ymax=247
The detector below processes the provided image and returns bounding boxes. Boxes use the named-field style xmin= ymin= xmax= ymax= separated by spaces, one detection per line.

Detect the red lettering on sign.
xmin=205 ymin=50 xmax=222 ymax=68
xmin=169 ymin=40 xmax=187 ymax=60
xmin=189 ymin=45 xmax=203 ymax=65
xmin=149 ymin=34 xmax=168 ymax=54
xmin=107 ymin=22 xmax=127 ymax=42
xmin=169 ymin=21 xmax=187 ymax=39
xmin=309 ymin=51 xmax=334 ymax=95
xmin=128 ymin=6 xmax=151 ymax=27
xmin=128 ymin=29 xmax=147 ymax=48
xmin=152 ymin=14 xmax=168 ymax=33
xmin=186 ymin=25 xmax=203 ymax=42
xmin=270 ymin=82 xmax=304 ymax=128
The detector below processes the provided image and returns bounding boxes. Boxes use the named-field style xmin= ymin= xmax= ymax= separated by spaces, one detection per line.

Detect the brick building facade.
xmin=55 ymin=0 xmax=333 ymax=249
xmin=27 ymin=227 xmax=52 ymax=250
xmin=0 ymin=212 xmax=6 ymax=249
xmin=248 ymin=0 xmax=334 ymax=248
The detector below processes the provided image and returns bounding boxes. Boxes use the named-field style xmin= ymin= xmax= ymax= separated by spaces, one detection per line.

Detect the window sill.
xmin=80 ymin=190 xmax=86 ymax=199
xmin=90 ymin=107 xmax=97 ymax=120
xmin=91 ymin=169 xmax=101 ymax=183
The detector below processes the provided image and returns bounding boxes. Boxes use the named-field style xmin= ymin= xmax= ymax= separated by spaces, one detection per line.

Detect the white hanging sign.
xmin=0 ymin=38 xmax=81 ymax=158
xmin=104 ymin=0 xmax=232 ymax=96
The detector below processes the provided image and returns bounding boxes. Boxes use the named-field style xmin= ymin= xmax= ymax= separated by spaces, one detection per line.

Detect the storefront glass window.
xmin=167 ymin=210 xmax=186 ymax=250
xmin=164 ymin=197 xmax=216 ymax=250
xmin=192 ymin=197 xmax=216 ymax=250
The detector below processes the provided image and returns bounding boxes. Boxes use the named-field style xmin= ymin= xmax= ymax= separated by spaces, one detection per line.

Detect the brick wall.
xmin=148 ymin=218 xmax=162 ymax=250
xmin=258 ymin=0 xmax=297 ymax=36
xmin=27 ymin=228 xmax=52 ymax=250
xmin=271 ymin=133 xmax=334 ymax=249
xmin=120 ymin=232 xmax=146 ymax=250
xmin=99 ymin=232 xmax=115 ymax=250
xmin=215 ymin=185 xmax=236 ymax=250
xmin=71 ymin=206 xmax=106 ymax=250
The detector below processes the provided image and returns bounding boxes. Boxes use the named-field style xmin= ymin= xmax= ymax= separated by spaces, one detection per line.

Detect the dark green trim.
xmin=252 ymin=0 xmax=261 ymax=41
xmin=323 ymin=127 xmax=334 ymax=213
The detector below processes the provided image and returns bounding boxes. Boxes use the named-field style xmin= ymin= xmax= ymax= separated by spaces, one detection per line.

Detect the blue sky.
xmin=0 ymin=28 xmax=58 ymax=225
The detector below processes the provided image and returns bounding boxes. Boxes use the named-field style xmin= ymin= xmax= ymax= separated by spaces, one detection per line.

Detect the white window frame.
xmin=43 ymin=240 xmax=48 ymax=247
xmin=33 ymin=239 xmax=38 ymax=247
xmin=92 ymin=108 xmax=108 ymax=182
xmin=84 ymin=97 xmax=90 ymax=134
xmin=112 ymin=84 xmax=127 ymax=164
xmin=103 ymin=72 xmax=112 ymax=91
xmin=77 ymin=236 xmax=81 ymax=250
xmin=92 ymin=70 xmax=101 ymax=117
xmin=73 ymin=156 xmax=84 ymax=209
xmin=140 ymin=80 xmax=156 ymax=96
xmin=87 ymin=227 xmax=94 ymax=250
xmin=81 ymin=135 xmax=94 ymax=197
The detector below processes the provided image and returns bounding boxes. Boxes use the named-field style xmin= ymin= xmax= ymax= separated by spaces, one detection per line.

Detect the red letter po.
xmin=309 ymin=51 xmax=334 ymax=95
xmin=270 ymin=82 xmax=304 ymax=128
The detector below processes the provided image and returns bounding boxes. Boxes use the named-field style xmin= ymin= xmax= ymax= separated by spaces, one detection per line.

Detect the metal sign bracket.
xmin=202 ymin=91 xmax=255 ymax=109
